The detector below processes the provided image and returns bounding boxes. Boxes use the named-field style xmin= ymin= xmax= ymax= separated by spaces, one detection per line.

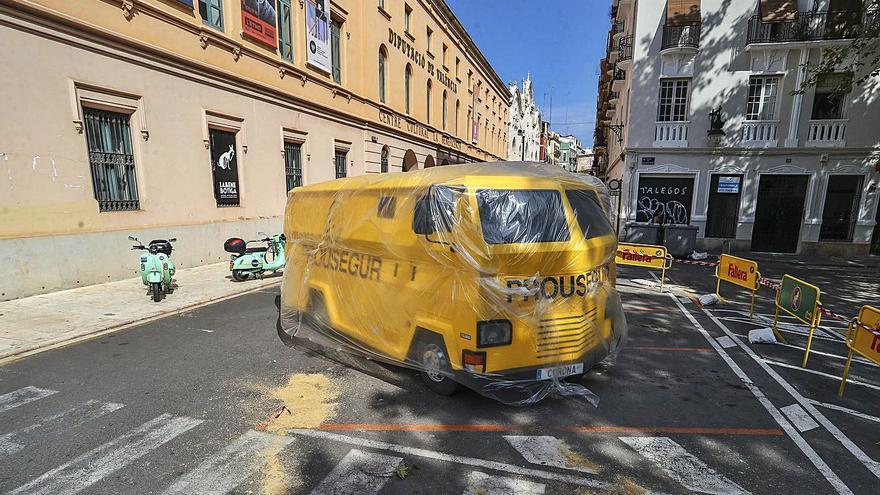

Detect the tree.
xmin=795 ymin=0 xmax=880 ymax=95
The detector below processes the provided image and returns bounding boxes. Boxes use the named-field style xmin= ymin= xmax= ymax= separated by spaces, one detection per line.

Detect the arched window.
xmin=455 ymin=100 xmax=460 ymax=136
xmin=380 ymin=145 xmax=389 ymax=173
xmin=404 ymin=64 xmax=412 ymax=115
xmin=442 ymin=91 xmax=448 ymax=130
xmin=378 ymin=46 xmax=387 ymax=104
xmin=426 ymin=80 xmax=432 ymax=124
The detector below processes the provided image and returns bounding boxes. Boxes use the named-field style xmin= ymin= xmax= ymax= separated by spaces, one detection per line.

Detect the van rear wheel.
xmin=419 ymin=342 xmax=461 ymax=396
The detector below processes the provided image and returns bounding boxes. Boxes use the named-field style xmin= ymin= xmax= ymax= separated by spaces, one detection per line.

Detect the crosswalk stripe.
xmin=620 ymin=436 xmax=750 ymax=495
xmin=0 ymin=400 xmax=124 ymax=456
xmin=9 ymin=413 xmax=204 ymax=495
xmin=308 ymin=448 xmax=403 ymax=495
xmin=463 ymin=470 xmax=546 ymax=495
xmin=503 ymin=435 xmax=596 ymax=474
xmin=0 ymin=386 xmax=57 ymax=413
xmin=162 ymin=430 xmax=293 ymax=495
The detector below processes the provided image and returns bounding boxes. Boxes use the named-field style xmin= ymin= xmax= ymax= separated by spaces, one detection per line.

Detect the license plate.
xmin=536 ymin=363 xmax=584 ymax=380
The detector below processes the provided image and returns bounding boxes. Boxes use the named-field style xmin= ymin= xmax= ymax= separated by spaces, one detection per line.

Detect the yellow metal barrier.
xmin=615 ymin=242 xmax=673 ymax=292
xmin=839 ymin=305 xmax=880 ymax=396
xmin=715 ymin=254 xmax=761 ymax=319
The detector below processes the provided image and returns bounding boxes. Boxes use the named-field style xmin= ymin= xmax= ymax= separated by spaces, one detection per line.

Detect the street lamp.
xmin=518 ymin=129 xmax=525 ymax=161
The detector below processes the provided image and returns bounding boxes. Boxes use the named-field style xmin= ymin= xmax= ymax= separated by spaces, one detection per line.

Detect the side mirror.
xmin=128 ymin=235 xmax=138 ymax=242
xmin=413 ymin=196 xmax=435 ymax=235
xmin=168 ymin=238 xmax=177 ymax=243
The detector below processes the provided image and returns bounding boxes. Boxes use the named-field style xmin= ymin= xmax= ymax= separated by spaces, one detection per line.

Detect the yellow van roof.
xmin=294 ymin=161 xmax=605 ymax=193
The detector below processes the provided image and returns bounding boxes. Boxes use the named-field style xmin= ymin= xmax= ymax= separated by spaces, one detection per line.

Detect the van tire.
xmin=409 ymin=330 xmax=461 ymax=396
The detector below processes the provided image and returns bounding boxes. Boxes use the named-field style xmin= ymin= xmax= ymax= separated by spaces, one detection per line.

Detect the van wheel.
xmin=419 ymin=342 xmax=461 ymax=396
xmin=232 ymin=270 xmax=250 ymax=282
xmin=151 ymin=282 xmax=162 ymax=302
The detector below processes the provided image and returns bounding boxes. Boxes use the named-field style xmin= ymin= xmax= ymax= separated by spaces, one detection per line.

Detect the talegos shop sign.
xmin=388 ymin=28 xmax=458 ymax=93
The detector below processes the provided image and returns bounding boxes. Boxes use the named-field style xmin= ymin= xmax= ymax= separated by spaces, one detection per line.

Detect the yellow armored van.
xmin=278 ymin=162 xmax=625 ymax=403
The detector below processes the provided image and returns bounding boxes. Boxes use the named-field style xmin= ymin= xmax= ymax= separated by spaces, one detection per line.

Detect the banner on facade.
xmin=209 ymin=129 xmax=241 ymax=206
xmin=241 ymin=0 xmax=277 ymax=48
xmin=305 ymin=0 xmax=331 ymax=72
xmin=635 ymin=176 xmax=693 ymax=224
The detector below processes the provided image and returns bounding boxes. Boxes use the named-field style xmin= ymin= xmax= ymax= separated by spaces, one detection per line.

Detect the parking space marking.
xmin=163 ymin=430 xmax=294 ymax=495
xmin=620 ymin=436 xmax=750 ymax=495
xmin=807 ymin=400 xmax=880 ymax=425
xmin=629 ymin=346 xmax=714 ymax=352
xmin=662 ymin=289 xmax=853 ymax=495
xmin=762 ymin=359 xmax=880 ymax=392
xmin=697 ymin=302 xmax=880 ymax=485
xmin=716 ymin=336 xmax=737 ymax=349
xmin=308 ymin=449 xmax=402 ymax=495
xmin=566 ymin=426 xmax=783 ymax=436
xmin=318 ymin=424 xmax=783 ymax=436
xmin=780 ymin=404 xmax=819 ymax=433
xmin=0 ymin=400 xmax=124 ymax=456
xmin=0 ymin=386 xmax=57 ymax=413
xmin=290 ymin=429 xmax=612 ymax=490
xmin=463 ymin=470 xmax=546 ymax=495
xmin=503 ymin=435 xmax=596 ymax=474
xmin=10 ymin=413 xmax=204 ymax=495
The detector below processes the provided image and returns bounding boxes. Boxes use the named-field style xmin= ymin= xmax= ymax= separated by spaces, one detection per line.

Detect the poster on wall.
xmin=241 ymin=0 xmax=277 ymax=48
xmin=635 ymin=176 xmax=694 ymax=224
xmin=209 ymin=129 xmax=241 ymax=206
xmin=305 ymin=0 xmax=331 ymax=72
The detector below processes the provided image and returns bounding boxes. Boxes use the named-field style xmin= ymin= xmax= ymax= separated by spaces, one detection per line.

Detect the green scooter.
xmin=130 ymin=235 xmax=176 ymax=302
xmin=224 ymin=232 xmax=286 ymax=281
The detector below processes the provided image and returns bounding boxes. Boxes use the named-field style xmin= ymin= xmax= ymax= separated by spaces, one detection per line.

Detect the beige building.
xmin=0 ymin=0 xmax=510 ymax=300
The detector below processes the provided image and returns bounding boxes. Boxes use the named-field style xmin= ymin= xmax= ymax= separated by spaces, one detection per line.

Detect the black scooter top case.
xmin=224 ymin=237 xmax=247 ymax=255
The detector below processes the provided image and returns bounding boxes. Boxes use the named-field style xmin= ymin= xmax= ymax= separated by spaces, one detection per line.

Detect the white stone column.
xmin=785 ymin=49 xmax=810 ymax=147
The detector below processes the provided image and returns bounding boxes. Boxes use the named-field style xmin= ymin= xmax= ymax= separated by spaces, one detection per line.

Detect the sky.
xmin=445 ymin=0 xmax=612 ymax=147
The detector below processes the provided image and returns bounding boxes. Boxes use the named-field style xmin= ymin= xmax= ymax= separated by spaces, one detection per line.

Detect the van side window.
xmin=413 ymin=185 xmax=456 ymax=234
xmin=477 ymin=189 xmax=570 ymax=244
xmin=565 ymin=190 xmax=614 ymax=239
xmin=378 ymin=195 xmax=396 ymax=218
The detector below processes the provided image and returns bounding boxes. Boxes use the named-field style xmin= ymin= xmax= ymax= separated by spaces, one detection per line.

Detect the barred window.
xmin=657 ymin=79 xmax=690 ymax=122
xmin=284 ymin=141 xmax=302 ymax=191
xmin=746 ymin=76 xmax=779 ymax=120
xmin=335 ymin=149 xmax=347 ymax=179
xmin=380 ymin=146 xmax=389 ymax=173
xmin=83 ymin=108 xmax=140 ymax=212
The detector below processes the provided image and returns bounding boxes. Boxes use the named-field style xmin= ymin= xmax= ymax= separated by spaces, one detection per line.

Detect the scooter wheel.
xmin=151 ymin=282 xmax=162 ymax=302
xmin=232 ymin=270 xmax=250 ymax=282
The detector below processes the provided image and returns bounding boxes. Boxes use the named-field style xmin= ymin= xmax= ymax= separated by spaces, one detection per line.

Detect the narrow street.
xmin=2 ymin=261 xmax=877 ymax=494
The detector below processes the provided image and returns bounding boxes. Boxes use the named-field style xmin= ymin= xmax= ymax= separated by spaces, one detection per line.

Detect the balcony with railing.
xmin=618 ymin=35 xmax=633 ymax=64
xmin=661 ymin=23 xmax=701 ymax=52
xmin=806 ymin=119 xmax=847 ymax=147
xmin=611 ymin=66 xmax=626 ymax=91
xmin=747 ymin=10 xmax=879 ymax=45
xmin=653 ymin=121 xmax=689 ymax=147
xmin=740 ymin=120 xmax=779 ymax=147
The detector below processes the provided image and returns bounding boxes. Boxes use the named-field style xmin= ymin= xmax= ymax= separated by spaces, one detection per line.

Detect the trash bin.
xmin=623 ymin=222 xmax=661 ymax=245
xmin=663 ymin=224 xmax=699 ymax=258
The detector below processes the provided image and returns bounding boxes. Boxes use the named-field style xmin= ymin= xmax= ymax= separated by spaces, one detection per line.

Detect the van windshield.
xmin=476 ymin=189 xmax=571 ymax=244
xmin=565 ymin=189 xmax=614 ymax=239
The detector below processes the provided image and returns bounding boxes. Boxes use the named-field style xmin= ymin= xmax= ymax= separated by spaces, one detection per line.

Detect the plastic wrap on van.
xmin=277 ymin=161 xmax=627 ymax=406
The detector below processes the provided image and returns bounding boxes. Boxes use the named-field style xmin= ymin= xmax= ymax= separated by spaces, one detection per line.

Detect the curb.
xmin=0 ymin=279 xmax=281 ymax=367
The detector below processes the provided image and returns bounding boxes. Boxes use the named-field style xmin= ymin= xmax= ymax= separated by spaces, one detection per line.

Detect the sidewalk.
xmin=0 ymin=262 xmax=281 ymax=364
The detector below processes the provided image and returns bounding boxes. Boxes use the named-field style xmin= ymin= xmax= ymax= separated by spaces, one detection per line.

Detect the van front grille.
xmin=536 ymin=309 xmax=598 ymax=359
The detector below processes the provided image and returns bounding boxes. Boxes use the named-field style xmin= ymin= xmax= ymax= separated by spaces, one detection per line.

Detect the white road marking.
xmin=290 ymin=429 xmax=611 ymax=490
xmin=807 ymin=400 xmax=880 ymax=424
xmin=0 ymin=400 xmax=124 ymax=456
xmin=660 ymin=287 xmax=853 ymax=495
xmin=762 ymin=359 xmax=880 ymax=392
xmin=716 ymin=336 xmax=737 ymax=349
xmin=0 ymin=386 xmax=57 ymax=413
xmin=780 ymin=404 xmax=819 ymax=433
xmin=503 ymin=435 xmax=596 ymax=474
xmin=463 ymin=470 xmax=546 ymax=495
xmin=699 ymin=300 xmax=880 ymax=485
xmin=163 ymin=430 xmax=293 ymax=495
xmin=308 ymin=448 xmax=402 ymax=495
xmin=10 ymin=413 xmax=204 ymax=495
xmin=620 ymin=436 xmax=749 ymax=495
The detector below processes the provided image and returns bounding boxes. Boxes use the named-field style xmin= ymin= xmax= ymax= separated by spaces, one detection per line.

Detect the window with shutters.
xmin=746 ymin=76 xmax=779 ymax=120
xmin=442 ymin=90 xmax=448 ymax=130
xmin=378 ymin=46 xmax=387 ymax=103
xmin=657 ymin=79 xmax=690 ymax=121
xmin=331 ymin=18 xmax=342 ymax=84
xmin=426 ymin=80 xmax=432 ymax=124
xmin=667 ymin=0 xmax=701 ymax=25
xmin=380 ymin=146 xmax=389 ymax=173
xmin=405 ymin=64 xmax=412 ymax=114
xmin=283 ymin=141 xmax=302 ymax=192
xmin=83 ymin=108 xmax=140 ymax=211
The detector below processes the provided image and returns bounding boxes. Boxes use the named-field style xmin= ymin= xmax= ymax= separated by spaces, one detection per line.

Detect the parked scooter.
xmin=224 ymin=232 xmax=286 ymax=281
xmin=130 ymin=236 xmax=176 ymax=302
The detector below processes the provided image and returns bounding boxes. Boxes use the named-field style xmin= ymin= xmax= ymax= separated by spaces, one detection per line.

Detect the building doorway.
xmin=871 ymin=198 xmax=880 ymax=255
xmin=403 ymin=149 xmax=417 ymax=172
xmin=819 ymin=175 xmax=863 ymax=242
xmin=705 ymin=174 xmax=743 ymax=238
xmin=751 ymin=174 xmax=809 ymax=253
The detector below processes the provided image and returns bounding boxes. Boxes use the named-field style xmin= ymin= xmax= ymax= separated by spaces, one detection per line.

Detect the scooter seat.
xmin=245 ymin=247 xmax=268 ymax=253
xmin=148 ymin=240 xmax=173 ymax=256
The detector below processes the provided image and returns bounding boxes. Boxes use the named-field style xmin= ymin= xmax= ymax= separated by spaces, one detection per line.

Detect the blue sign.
xmin=717 ymin=176 xmax=741 ymax=194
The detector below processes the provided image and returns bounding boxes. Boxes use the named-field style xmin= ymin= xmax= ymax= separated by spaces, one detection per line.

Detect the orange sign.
xmin=717 ymin=254 xmax=759 ymax=290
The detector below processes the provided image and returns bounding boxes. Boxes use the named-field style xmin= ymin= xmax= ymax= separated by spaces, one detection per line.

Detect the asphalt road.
xmin=0 ymin=260 xmax=878 ymax=494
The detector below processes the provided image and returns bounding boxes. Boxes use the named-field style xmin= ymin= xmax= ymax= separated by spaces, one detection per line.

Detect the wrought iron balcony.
xmin=661 ymin=23 xmax=701 ymax=50
xmin=618 ymin=35 xmax=633 ymax=62
xmin=747 ymin=10 xmax=879 ymax=45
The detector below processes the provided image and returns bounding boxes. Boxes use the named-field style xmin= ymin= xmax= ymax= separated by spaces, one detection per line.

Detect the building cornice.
xmin=626 ymin=147 xmax=880 ymax=158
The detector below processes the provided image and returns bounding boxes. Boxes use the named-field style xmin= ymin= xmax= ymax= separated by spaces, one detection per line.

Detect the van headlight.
xmin=477 ymin=319 xmax=512 ymax=348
